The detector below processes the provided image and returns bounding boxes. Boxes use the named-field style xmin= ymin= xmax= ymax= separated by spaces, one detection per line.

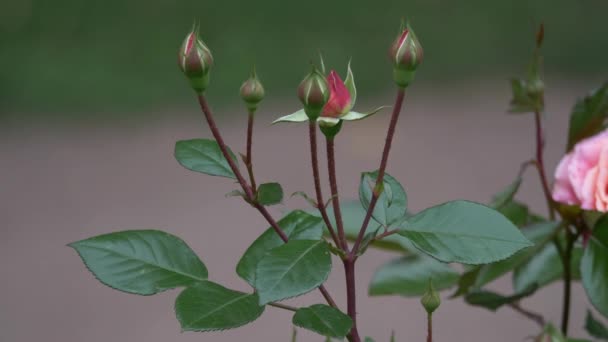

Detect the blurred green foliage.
xmin=1 ymin=0 xmax=607 ymax=117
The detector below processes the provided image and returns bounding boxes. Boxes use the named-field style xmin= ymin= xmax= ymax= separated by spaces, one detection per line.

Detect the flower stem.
xmin=196 ymin=94 xmax=337 ymax=309
xmin=351 ymin=88 xmax=406 ymax=256
xmin=508 ymin=302 xmax=545 ymax=327
xmin=533 ymin=110 xmax=555 ymax=220
xmin=309 ymin=121 xmax=341 ymax=249
xmin=344 ymin=258 xmax=361 ymax=342
xmin=561 ymin=229 xmax=576 ymax=335
xmin=326 ymin=136 xmax=348 ymax=251
xmin=245 ymin=111 xmax=257 ymax=192
xmin=269 ymin=302 xmax=298 ymax=312
xmin=427 ymin=314 xmax=433 ymax=342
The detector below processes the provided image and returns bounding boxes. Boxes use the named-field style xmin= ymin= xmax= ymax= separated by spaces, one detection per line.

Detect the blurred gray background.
xmin=1 ymin=0 xmax=607 ymax=341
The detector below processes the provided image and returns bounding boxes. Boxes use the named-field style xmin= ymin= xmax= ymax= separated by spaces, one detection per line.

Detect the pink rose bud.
xmin=178 ymin=26 xmax=213 ymax=93
xmin=240 ymin=68 xmax=265 ymax=113
xmin=389 ymin=23 xmax=423 ymax=88
xmin=321 ymin=70 xmax=352 ymax=118
xmin=298 ymin=66 xmax=329 ymax=120
xmin=552 ymin=129 xmax=608 ymax=212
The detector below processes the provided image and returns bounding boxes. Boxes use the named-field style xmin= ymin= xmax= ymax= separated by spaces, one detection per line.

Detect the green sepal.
xmin=273 ymin=109 xmax=309 ymax=124
xmin=319 ymin=119 xmax=343 ymax=138
xmin=340 ymin=107 xmax=390 ymax=121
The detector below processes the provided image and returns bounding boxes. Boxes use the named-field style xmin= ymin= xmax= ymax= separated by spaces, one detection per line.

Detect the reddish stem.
xmin=309 ymin=121 xmax=341 ymax=249
xmin=246 ymin=112 xmax=257 ymax=191
xmin=534 ymin=110 xmax=555 ymax=220
xmin=326 ymin=136 xmax=348 ymax=251
xmin=196 ymin=94 xmax=337 ymax=308
xmin=351 ymin=88 xmax=405 ymax=256
xmin=344 ymin=259 xmax=361 ymax=342
xmin=427 ymin=314 xmax=433 ymax=342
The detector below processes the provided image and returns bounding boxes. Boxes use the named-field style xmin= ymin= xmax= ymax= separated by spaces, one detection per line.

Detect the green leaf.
xmin=237 ymin=210 xmax=323 ymax=286
xmin=398 ymin=200 xmax=533 ymax=264
xmin=567 ymin=82 xmax=608 ymax=151
xmin=255 ymin=240 xmax=332 ymax=304
xmin=465 ymin=284 xmax=538 ymax=311
xmin=513 ymin=243 xmax=582 ymax=293
xmin=175 ymin=281 xmax=264 ymax=332
xmin=174 ymin=139 xmax=238 ymax=179
xmin=340 ymin=107 xmax=388 ymax=121
xmin=582 ymin=216 xmax=608 ymax=318
xmin=344 ymin=60 xmax=356 ymax=110
xmin=474 ymin=222 xmax=559 ymax=288
xmin=450 ymin=267 xmax=481 ymax=298
xmin=491 ymin=177 xmax=522 ymax=209
xmin=586 ymin=310 xmax=608 ymax=340
xmin=496 ymin=200 xmax=545 ymax=227
xmin=364 ymin=337 xmax=375 ymax=342
xmin=359 ymin=171 xmax=407 ymax=227
xmin=508 ymin=79 xmax=537 ymax=113
xmin=539 ymin=324 xmax=592 ymax=342
xmin=368 ymin=254 xmax=459 ymax=297
xmin=256 ymin=182 xmax=284 ymax=206
xmin=69 ymin=230 xmax=207 ymax=295
xmin=273 ymin=109 xmax=308 ymax=124
xmin=292 ymin=304 xmax=353 ymax=338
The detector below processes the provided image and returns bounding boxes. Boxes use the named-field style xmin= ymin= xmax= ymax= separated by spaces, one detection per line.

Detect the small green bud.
xmin=389 ymin=22 xmax=423 ymax=88
xmin=298 ymin=66 xmax=329 ymax=120
xmin=178 ymin=25 xmax=214 ymax=93
xmin=420 ymin=279 xmax=441 ymax=314
xmin=240 ymin=68 xmax=265 ymax=112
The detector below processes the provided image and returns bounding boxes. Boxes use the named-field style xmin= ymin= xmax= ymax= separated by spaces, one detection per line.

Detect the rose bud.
xmin=389 ymin=23 xmax=423 ymax=88
xmin=321 ymin=70 xmax=352 ymax=118
xmin=240 ymin=68 xmax=265 ymax=112
xmin=298 ymin=66 xmax=329 ymax=120
xmin=552 ymin=129 xmax=608 ymax=212
xmin=178 ymin=26 xmax=214 ymax=93
xmin=420 ymin=279 xmax=441 ymax=315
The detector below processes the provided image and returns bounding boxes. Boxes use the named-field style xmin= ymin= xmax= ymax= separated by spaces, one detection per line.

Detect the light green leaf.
xmin=582 ymin=216 xmax=608 ymax=318
xmin=318 ymin=117 xmax=341 ymax=127
xmin=344 ymin=60 xmax=356 ymax=110
xmin=340 ymin=107 xmax=389 ymax=121
xmin=256 ymin=182 xmax=284 ymax=206
xmin=586 ymin=310 xmax=608 ymax=340
xmin=292 ymin=304 xmax=353 ymax=338
xmin=175 ymin=281 xmax=264 ymax=332
xmin=69 ymin=230 xmax=207 ymax=295
xmin=175 ymin=139 xmax=238 ymax=179
xmin=359 ymin=171 xmax=407 ymax=227
xmin=567 ymin=82 xmax=608 ymax=151
xmin=369 ymin=254 xmax=459 ymax=297
xmin=273 ymin=109 xmax=309 ymax=124
xmin=491 ymin=177 xmax=522 ymax=209
xmin=513 ymin=243 xmax=582 ymax=292
xmin=255 ymin=240 xmax=332 ymax=304
xmin=398 ymin=200 xmax=533 ymax=264
xmin=465 ymin=284 xmax=538 ymax=311
xmin=364 ymin=337 xmax=375 ymax=342
xmin=474 ymin=222 xmax=559 ymax=288
xmin=237 ymin=210 xmax=323 ymax=286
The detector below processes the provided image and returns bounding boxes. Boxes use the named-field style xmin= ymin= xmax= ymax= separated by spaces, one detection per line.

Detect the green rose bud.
xmin=178 ymin=25 xmax=214 ymax=93
xmin=240 ymin=68 xmax=265 ymax=112
xmin=298 ymin=66 xmax=329 ymax=120
xmin=420 ymin=279 xmax=441 ymax=315
xmin=389 ymin=23 xmax=423 ymax=88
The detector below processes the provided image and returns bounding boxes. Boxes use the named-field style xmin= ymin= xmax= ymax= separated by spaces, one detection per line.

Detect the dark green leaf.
xmin=237 ymin=210 xmax=323 ymax=286
xmin=450 ymin=267 xmax=481 ymax=298
xmin=369 ymin=254 xmax=459 ymax=297
xmin=567 ymin=82 xmax=608 ymax=150
xmin=256 ymin=182 xmax=284 ymax=206
xmin=508 ymin=79 xmax=537 ymax=113
xmin=491 ymin=177 xmax=522 ymax=209
xmin=174 ymin=139 xmax=238 ymax=179
xmin=175 ymin=281 xmax=264 ymax=331
xmin=69 ymin=230 xmax=207 ymax=295
xmin=513 ymin=243 xmax=582 ymax=293
xmin=465 ymin=284 xmax=538 ymax=311
xmin=255 ymin=240 xmax=332 ymax=304
xmin=359 ymin=171 xmax=407 ymax=227
xmin=497 ymin=200 xmax=544 ymax=227
xmin=586 ymin=310 xmax=608 ymax=340
xmin=292 ymin=304 xmax=353 ymax=338
xmin=474 ymin=222 xmax=559 ymax=288
xmin=582 ymin=216 xmax=608 ymax=318
xmin=398 ymin=200 xmax=533 ymax=264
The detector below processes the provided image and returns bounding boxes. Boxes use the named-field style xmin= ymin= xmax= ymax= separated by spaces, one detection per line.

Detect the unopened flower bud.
xmin=298 ymin=66 xmax=329 ymax=120
xmin=420 ymin=279 xmax=441 ymax=315
xmin=240 ymin=68 xmax=265 ymax=112
xmin=389 ymin=23 xmax=423 ymax=88
xmin=178 ymin=26 xmax=214 ymax=93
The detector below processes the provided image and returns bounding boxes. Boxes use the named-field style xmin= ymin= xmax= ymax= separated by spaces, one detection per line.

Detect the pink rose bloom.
xmin=553 ymin=129 xmax=608 ymax=211
xmin=321 ymin=70 xmax=351 ymax=118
